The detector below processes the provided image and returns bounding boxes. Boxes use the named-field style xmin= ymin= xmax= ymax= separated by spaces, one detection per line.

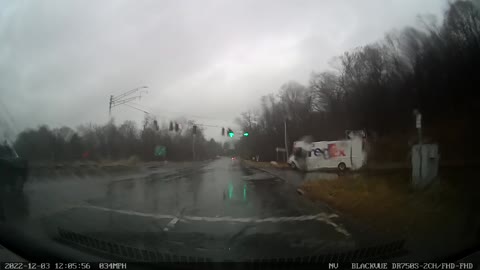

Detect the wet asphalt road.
xmin=2 ymin=157 xmax=373 ymax=261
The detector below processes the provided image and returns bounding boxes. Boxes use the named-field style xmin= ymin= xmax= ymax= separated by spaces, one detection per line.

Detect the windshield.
xmin=1 ymin=0 xmax=479 ymax=266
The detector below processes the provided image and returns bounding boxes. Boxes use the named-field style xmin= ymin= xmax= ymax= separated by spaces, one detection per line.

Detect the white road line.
xmin=79 ymin=205 xmax=175 ymax=219
xmin=164 ymin=217 xmax=179 ymax=231
xmin=77 ymin=205 xmax=350 ymax=237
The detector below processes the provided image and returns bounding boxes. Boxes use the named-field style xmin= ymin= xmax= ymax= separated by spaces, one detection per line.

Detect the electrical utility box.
xmin=412 ymin=144 xmax=440 ymax=189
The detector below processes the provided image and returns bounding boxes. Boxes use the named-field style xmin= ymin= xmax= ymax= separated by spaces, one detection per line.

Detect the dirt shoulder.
xmin=242 ymin=160 xmax=290 ymax=169
xmin=301 ymin=169 xmax=480 ymax=259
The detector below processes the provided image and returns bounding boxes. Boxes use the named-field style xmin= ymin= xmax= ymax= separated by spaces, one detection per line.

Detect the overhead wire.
xmin=121 ymin=102 xmax=232 ymax=130
xmin=111 ymin=88 xmax=236 ymax=130
xmin=127 ymin=101 xmax=232 ymax=123
xmin=123 ymin=103 xmax=235 ymax=130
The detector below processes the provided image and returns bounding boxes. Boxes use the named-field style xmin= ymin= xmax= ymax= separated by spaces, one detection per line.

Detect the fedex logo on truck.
xmin=312 ymin=143 xmax=346 ymax=159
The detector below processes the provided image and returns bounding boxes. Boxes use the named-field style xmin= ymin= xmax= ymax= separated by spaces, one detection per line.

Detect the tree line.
xmin=13 ymin=115 xmax=223 ymax=162
xmin=236 ymin=1 xmax=480 ymax=162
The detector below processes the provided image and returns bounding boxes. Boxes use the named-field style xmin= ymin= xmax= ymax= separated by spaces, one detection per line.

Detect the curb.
xmin=241 ymin=163 xmax=288 ymax=183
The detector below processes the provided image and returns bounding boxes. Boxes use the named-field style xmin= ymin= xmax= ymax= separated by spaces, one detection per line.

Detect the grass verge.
xmin=301 ymin=170 xmax=480 ymax=255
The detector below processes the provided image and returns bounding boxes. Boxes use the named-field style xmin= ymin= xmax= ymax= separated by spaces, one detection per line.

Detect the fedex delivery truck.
xmin=288 ymin=135 xmax=367 ymax=172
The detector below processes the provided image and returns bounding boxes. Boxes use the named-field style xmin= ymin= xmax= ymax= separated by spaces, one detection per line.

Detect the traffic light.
xmin=153 ymin=120 xmax=159 ymax=131
xmin=192 ymin=125 xmax=197 ymax=135
xmin=243 ymin=132 xmax=249 ymax=137
xmin=175 ymin=122 xmax=179 ymax=132
xmin=221 ymin=127 xmax=225 ymax=136
xmin=169 ymin=121 xmax=173 ymax=131
xmin=227 ymin=128 xmax=234 ymax=138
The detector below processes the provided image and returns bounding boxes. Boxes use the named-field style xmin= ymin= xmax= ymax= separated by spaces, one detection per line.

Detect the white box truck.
xmin=288 ymin=134 xmax=367 ymax=172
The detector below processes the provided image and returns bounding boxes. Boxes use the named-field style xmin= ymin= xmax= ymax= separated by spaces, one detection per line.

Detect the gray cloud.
xmin=0 ymin=0 xmax=447 ymax=140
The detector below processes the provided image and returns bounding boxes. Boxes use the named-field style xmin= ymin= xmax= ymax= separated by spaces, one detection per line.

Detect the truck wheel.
xmin=290 ymin=162 xmax=297 ymax=170
xmin=338 ymin=162 xmax=346 ymax=171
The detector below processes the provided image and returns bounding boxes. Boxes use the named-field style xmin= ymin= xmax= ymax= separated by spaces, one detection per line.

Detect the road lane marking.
xmin=77 ymin=205 xmax=350 ymax=237
xmin=164 ymin=217 xmax=179 ymax=231
xmin=80 ymin=205 xmax=175 ymax=219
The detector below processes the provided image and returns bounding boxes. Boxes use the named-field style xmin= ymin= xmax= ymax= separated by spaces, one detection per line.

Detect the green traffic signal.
xmin=226 ymin=128 xmax=234 ymax=138
xmin=243 ymin=132 xmax=249 ymax=137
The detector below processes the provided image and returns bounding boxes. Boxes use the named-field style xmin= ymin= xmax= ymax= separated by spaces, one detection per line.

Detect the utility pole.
xmin=192 ymin=134 xmax=196 ymax=161
xmin=415 ymin=110 xmax=423 ymax=179
xmin=416 ymin=113 xmax=422 ymax=145
xmin=108 ymin=86 xmax=148 ymax=118
xmin=109 ymin=95 xmax=113 ymax=117
xmin=284 ymin=119 xmax=289 ymax=161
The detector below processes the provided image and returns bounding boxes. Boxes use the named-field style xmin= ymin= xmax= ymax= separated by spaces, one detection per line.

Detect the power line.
xmin=123 ymin=103 xmax=151 ymax=115
xmin=123 ymin=103 xmax=229 ymax=130
xmin=123 ymin=103 xmax=223 ymax=127
xmin=109 ymin=89 xmax=236 ymax=131
xmin=112 ymin=86 xmax=148 ymax=102
xmin=109 ymin=86 xmax=148 ymax=117
xmin=127 ymin=101 xmax=232 ymax=123
xmin=196 ymin=123 xmax=223 ymax=128
xmin=111 ymin=96 xmax=142 ymax=108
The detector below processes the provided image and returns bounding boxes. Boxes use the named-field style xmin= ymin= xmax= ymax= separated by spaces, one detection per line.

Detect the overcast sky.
xmin=0 ymin=0 xmax=447 ymax=141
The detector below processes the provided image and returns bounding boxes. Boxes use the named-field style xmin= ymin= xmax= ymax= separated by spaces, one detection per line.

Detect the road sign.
xmin=154 ymin=145 xmax=167 ymax=157
xmin=416 ymin=114 xmax=422 ymax=129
